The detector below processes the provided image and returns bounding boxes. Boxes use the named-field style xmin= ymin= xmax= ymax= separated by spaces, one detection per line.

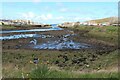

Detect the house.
xmin=82 ymin=22 xmax=88 ymax=25
xmin=101 ymin=22 xmax=110 ymax=26
xmin=82 ymin=21 xmax=98 ymax=26
xmin=112 ymin=23 xmax=118 ymax=26
xmin=58 ymin=22 xmax=80 ymax=28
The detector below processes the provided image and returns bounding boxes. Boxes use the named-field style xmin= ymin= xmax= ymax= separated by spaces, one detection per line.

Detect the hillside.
xmin=86 ymin=17 xmax=118 ymax=24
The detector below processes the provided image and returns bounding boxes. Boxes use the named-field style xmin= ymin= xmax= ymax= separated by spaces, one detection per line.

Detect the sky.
xmin=1 ymin=2 xmax=118 ymax=24
xmin=1 ymin=0 xmax=119 ymax=2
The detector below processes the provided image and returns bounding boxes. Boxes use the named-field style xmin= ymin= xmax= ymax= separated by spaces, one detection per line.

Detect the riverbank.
xmin=66 ymin=25 xmax=118 ymax=45
xmin=1 ymin=25 xmax=52 ymax=30
xmin=2 ymin=25 xmax=119 ymax=78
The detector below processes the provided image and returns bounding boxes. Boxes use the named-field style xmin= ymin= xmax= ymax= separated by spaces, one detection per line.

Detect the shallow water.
xmin=0 ymin=24 xmax=62 ymax=34
xmin=28 ymin=34 xmax=90 ymax=50
xmin=1 ymin=24 xmax=91 ymax=50
xmin=32 ymin=39 xmax=90 ymax=50
xmin=0 ymin=34 xmax=54 ymax=40
xmin=0 ymin=24 xmax=61 ymax=40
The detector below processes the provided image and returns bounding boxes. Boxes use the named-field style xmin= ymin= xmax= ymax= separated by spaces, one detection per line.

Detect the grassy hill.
xmin=86 ymin=17 xmax=118 ymax=24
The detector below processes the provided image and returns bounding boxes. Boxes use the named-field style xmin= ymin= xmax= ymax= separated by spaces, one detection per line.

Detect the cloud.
xmin=55 ymin=16 xmax=64 ymax=20
xmin=38 ymin=14 xmax=53 ymax=20
xmin=60 ymin=8 xmax=68 ymax=12
xmin=47 ymin=14 xmax=52 ymax=19
xmin=19 ymin=12 xmax=93 ymax=23
xmin=56 ymin=2 xmax=64 ymax=7
xmin=74 ymin=17 xmax=93 ymax=21
xmin=20 ymin=12 xmax=36 ymax=20
xmin=20 ymin=12 xmax=53 ymax=21
xmin=74 ymin=17 xmax=81 ymax=21
xmin=83 ymin=17 xmax=93 ymax=21
xmin=32 ymin=0 xmax=41 ymax=3
xmin=44 ymin=6 xmax=50 ymax=10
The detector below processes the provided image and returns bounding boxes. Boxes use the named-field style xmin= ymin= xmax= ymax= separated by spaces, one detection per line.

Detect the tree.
xmin=2 ymin=22 xmax=4 ymax=25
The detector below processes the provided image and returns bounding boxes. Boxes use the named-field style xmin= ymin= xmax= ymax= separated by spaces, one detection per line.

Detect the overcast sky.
xmin=1 ymin=2 xmax=118 ymax=24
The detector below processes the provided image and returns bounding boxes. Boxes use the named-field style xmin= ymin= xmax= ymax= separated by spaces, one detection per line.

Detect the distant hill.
xmin=86 ymin=17 xmax=118 ymax=24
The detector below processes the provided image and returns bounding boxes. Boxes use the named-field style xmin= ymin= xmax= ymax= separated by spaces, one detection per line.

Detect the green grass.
xmin=28 ymin=64 xmax=118 ymax=78
xmin=88 ymin=26 xmax=118 ymax=45
xmin=89 ymin=50 xmax=118 ymax=70
xmin=77 ymin=72 xmax=118 ymax=78
xmin=2 ymin=25 xmax=119 ymax=78
xmin=29 ymin=65 xmax=50 ymax=78
xmin=72 ymin=25 xmax=118 ymax=45
xmin=2 ymin=49 xmax=118 ymax=78
xmin=2 ymin=25 xmax=16 ymax=29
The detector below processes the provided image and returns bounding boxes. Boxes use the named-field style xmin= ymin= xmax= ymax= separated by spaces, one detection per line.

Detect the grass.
xmin=2 ymin=25 xmax=16 ymax=30
xmin=29 ymin=65 xmax=50 ymax=78
xmin=88 ymin=26 xmax=118 ymax=44
xmin=77 ymin=72 xmax=118 ymax=78
xmin=2 ymin=25 xmax=119 ymax=78
xmin=89 ymin=50 xmax=118 ymax=71
xmin=2 ymin=49 xmax=118 ymax=78
xmin=1 ymin=24 xmax=51 ymax=30
xmin=87 ymin=17 xmax=117 ymax=23
xmin=72 ymin=25 xmax=118 ymax=45
xmin=28 ymin=64 xmax=118 ymax=78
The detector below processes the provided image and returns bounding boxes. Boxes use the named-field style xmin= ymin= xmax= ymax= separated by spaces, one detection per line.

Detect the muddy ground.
xmin=2 ymin=28 xmax=117 ymax=51
xmin=1 ymin=27 xmax=118 ymax=78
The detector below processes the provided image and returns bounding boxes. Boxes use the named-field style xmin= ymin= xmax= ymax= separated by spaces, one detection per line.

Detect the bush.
xmin=29 ymin=65 xmax=50 ymax=78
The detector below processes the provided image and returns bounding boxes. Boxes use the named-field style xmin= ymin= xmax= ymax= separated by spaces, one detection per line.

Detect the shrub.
xmin=29 ymin=65 xmax=50 ymax=78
